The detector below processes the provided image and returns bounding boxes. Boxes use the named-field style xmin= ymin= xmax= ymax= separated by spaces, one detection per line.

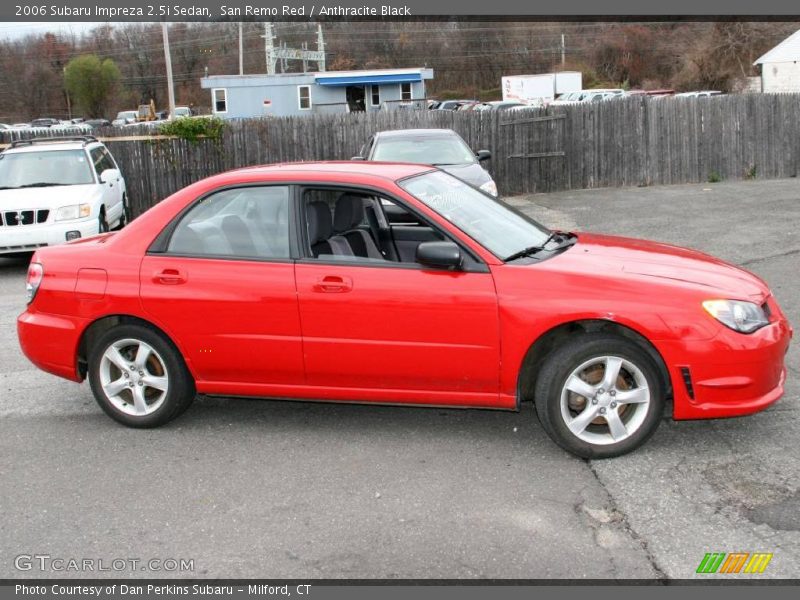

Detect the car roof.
xmin=2 ymin=140 xmax=99 ymax=154
xmin=375 ymin=128 xmax=457 ymax=139
xmin=231 ymin=161 xmax=434 ymax=181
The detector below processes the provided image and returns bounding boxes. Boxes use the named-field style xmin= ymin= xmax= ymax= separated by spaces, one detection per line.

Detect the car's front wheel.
xmin=88 ymin=324 xmax=195 ymax=427
xmin=534 ymin=333 xmax=665 ymax=458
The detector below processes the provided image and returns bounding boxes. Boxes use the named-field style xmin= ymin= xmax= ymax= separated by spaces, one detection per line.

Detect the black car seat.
xmin=333 ymin=194 xmax=384 ymax=259
xmin=306 ymin=201 xmax=354 ymax=258
xmin=169 ymin=226 xmax=205 ymax=255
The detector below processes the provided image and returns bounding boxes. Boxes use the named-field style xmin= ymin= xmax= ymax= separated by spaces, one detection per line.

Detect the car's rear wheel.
xmin=534 ymin=333 xmax=664 ymax=459
xmin=88 ymin=324 xmax=195 ymax=427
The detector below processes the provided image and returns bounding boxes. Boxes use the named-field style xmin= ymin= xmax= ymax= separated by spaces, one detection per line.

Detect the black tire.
xmin=118 ymin=195 xmax=128 ymax=229
xmin=98 ymin=208 xmax=109 ymax=234
xmin=533 ymin=332 xmax=665 ymax=459
xmin=88 ymin=324 xmax=195 ymax=427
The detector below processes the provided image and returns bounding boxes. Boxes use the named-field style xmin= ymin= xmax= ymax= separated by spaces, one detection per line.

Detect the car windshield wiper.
xmin=504 ymin=231 xmax=573 ymax=262
xmin=0 ymin=186 xmax=20 ymax=190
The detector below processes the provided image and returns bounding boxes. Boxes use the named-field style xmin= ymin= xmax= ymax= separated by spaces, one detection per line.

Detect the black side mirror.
xmin=416 ymin=241 xmax=462 ymax=270
xmin=351 ymin=156 xmax=365 ymax=161
xmin=476 ymin=149 xmax=492 ymax=162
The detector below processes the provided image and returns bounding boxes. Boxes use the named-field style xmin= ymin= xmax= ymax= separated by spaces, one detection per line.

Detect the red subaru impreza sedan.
xmin=17 ymin=162 xmax=792 ymax=458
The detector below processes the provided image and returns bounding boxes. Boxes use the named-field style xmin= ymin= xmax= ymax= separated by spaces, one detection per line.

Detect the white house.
xmin=754 ymin=29 xmax=800 ymax=93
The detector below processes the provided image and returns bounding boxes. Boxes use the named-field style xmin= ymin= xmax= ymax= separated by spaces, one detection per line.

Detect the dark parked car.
xmin=84 ymin=119 xmax=111 ymax=129
xmin=435 ymin=100 xmax=477 ymax=111
xmin=29 ymin=118 xmax=60 ymax=128
xmin=354 ymin=128 xmax=497 ymax=196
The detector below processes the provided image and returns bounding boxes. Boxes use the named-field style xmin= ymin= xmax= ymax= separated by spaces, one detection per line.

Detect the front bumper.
xmin=0 ymin=218 xmax=99 ymax=255
xmin=661 ymin=316 xmax=792 ymax=420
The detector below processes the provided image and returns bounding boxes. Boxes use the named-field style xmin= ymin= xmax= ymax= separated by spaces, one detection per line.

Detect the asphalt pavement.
xmin=1 ymin=177 xmax=798 ymax=580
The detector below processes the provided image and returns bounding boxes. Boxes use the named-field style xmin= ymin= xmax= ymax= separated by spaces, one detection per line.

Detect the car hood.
xmin=0 ymin=184 xmax=100 ymax=210
xmin=438 ymin=163 xmax=492 ymax=187
xmin=555 ymin=233 xmax=769 ymax=300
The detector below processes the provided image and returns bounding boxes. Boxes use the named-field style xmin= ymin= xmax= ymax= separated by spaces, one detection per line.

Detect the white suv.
xmin=0 ymin=136 xmax=127 ymax=256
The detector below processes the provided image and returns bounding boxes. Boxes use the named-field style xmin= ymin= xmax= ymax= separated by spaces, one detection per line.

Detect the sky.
xmin=0 ymin=22 xmax=106 ymax=40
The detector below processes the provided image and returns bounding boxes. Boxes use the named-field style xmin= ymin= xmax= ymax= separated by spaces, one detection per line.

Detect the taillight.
xmin=26 ymin=262 xmax=43 ymax=304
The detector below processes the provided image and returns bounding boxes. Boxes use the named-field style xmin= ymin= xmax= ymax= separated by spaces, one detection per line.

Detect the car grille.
xmin=0 ymin=243 xmax=48 ymax=252
xmin=0 ymin=209 xmax=50 ymax=227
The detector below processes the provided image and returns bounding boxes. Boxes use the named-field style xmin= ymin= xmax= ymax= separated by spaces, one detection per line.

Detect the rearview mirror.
xmin=99 ymin=168 xmax=120 ymax=184
xmin=416 ymin=241 xmax=462 ymax=270
xmin=476 ymin=149 xmax=492 ymax=162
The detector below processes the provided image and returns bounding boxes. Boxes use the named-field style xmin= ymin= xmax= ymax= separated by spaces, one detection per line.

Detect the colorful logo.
xmin=696 ymin=552 xmax=773 ymax=574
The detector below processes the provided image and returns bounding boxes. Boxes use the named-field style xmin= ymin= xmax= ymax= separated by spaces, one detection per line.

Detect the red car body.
xmin=17 ymin=162 xmax=792 ymax=423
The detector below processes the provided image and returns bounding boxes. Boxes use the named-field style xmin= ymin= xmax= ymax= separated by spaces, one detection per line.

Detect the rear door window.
xmin=167 ymin=186 xmax=291 ymax=260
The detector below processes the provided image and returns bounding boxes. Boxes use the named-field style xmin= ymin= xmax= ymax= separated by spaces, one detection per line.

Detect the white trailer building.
xmin=501 ymin=72 xmax=582 ymax=105
xmin=754 ymin=29 xmax=800 ymax=93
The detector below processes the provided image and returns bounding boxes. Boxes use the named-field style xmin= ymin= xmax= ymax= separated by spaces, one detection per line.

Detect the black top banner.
xmin=3 ymin=0 xmax=800 ymax=21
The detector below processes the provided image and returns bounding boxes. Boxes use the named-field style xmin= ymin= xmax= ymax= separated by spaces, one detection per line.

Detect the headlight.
xmin=702 ymin=299 xmax=769 ymax=333
xmin=55 ymin=204 xmax=91 ymax=221
xmin=479 ymin=180 xmax=498 ymax=197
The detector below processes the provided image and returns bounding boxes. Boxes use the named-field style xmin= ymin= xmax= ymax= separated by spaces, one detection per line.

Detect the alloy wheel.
xmin=559 ymin=355 xmax=651 ymax=446
xmin=98 ymin=338 xmax=170 ymax=416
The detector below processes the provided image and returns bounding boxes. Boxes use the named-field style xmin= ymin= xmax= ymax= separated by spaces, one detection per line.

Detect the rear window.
xmin=372 ymin=135 xmax=476 ymax=166
xmin=0 ymin=149 xmax=95 ymax=189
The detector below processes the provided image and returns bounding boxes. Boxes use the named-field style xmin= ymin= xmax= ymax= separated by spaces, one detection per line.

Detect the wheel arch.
xmin=517 ymin=318 xmax=672 ymax=408
xmin=77 ymin=314 xmax=191 ymax=380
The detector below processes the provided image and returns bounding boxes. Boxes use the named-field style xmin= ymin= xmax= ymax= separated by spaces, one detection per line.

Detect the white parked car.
xmin=675 ymin=91 xmax=723 ymax=98
xmin=111 ymin=110 xmax=138 ymax=127
xmin=0 ymin=136 xmax=127 ymax=256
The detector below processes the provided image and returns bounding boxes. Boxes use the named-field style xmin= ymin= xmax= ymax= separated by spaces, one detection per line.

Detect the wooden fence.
xmin=3 ymin=93 xmax=799 ymax=218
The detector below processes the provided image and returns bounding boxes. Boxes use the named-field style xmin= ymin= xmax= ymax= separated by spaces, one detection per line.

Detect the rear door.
xmin=139 ymin=185 xmax=304 ymax=390
xmin=89 ymin=146 xmax=123 ymax=223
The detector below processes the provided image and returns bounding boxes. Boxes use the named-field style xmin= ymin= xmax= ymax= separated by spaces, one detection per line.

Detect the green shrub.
xmin=745 ymin=164 xmax=757 ymax=180
xmin=158 ymin=116 xmax=225 ymax=144
xmin=707 ymin=171 xmax=722 ymax=183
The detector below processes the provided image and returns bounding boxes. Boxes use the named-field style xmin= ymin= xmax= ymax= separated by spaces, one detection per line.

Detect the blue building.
xmin=200 ymin=68 xmax=434 ymax=119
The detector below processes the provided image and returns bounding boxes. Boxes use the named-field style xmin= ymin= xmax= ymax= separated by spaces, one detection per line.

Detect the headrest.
xmin=306 ymin=201 xmax=333 ymax=245
xmin=334 ymin=194 xmax=366 ymax=233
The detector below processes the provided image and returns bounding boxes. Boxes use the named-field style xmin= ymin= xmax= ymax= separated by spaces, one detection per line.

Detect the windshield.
xmin=116 ymin=111 xmax=136 ymax=120
xmin=373 ymin=135 xmax=476 ymax=166
xmin=0 ymin=149 xmax=95 ymax=188
xmin=399 ymin=170 xmax=551 ymax=259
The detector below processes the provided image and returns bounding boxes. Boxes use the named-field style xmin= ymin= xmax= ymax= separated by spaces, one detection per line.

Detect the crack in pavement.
xmin=740 ymin=247 xmax=800 ymax=267
xmin=584 ymin=461 xmax=669 ymax=581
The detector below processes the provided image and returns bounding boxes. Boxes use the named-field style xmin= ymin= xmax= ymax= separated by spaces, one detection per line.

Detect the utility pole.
xmin=262 ymin=22 xmax=276 ymax=75
xmin=162 ymin=22 xmax=176 ymax=120
xmin=63 ymin=67 xmax=72 ymax=120
xmin=316 ymin=24 xmax=326 ymax=72
xmin=561 ymin=33 xmax=566 ymax=68
xmin=238 ymin=23 xmax=244 ymax=75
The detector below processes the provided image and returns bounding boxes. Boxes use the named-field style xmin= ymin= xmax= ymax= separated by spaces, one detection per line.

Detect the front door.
xmin=346 ymin=86 xmax=366 ymax=112
xmin=294 ymin=187 xmax=501 ymax=406
xmin=139 ymin=185 xmax=304 ymax=390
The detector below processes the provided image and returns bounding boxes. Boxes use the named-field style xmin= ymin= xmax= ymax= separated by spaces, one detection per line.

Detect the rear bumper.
xmin=1 ymin=219 xmax=98 ymax=255
xmin=17 ymin=309 xmax=86 ymax=382
xmin=663 ymin=317 xmax=792 ymax=420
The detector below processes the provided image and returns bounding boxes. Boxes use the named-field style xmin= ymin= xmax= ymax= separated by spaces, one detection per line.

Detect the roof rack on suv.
xmin=8 ymin=136 xmax=98 ymax=149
